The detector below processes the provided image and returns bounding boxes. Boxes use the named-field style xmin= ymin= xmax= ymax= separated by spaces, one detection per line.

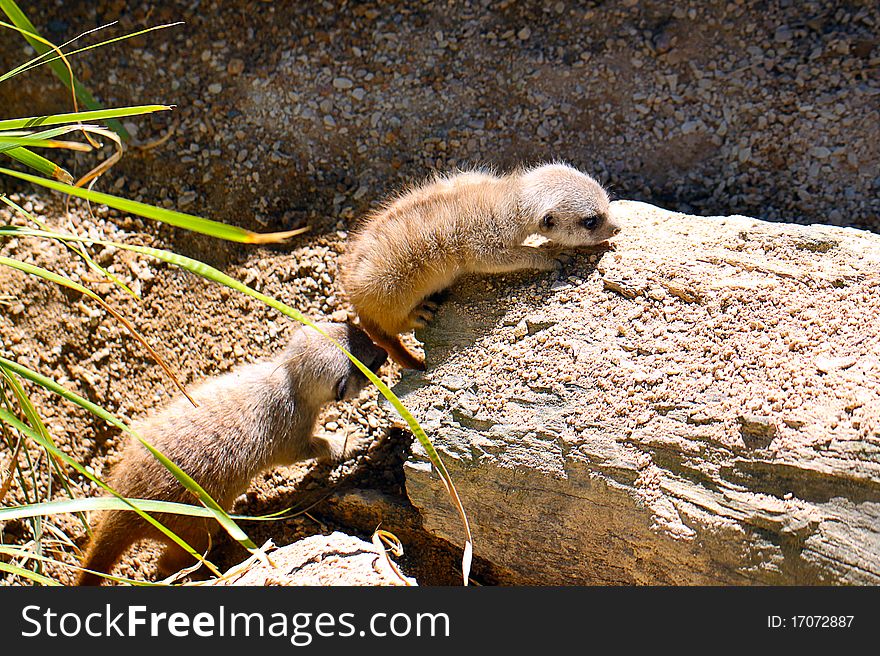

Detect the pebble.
xmin=227 ymin=58 xmax=245 ymax=75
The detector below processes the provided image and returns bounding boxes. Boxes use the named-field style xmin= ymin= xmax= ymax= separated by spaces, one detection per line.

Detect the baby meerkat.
xmin=340 ymin=163 xmax=621 ymax=369
xmin=76 ymin=322 xmax=387 ymax=585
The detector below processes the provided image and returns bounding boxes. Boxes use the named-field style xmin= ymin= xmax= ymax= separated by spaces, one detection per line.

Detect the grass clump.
xmin=0 ymin=4 xmax=471 ymax=586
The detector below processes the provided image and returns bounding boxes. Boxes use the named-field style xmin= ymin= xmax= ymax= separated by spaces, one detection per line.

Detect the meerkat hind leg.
xmin=156 ymin=525 xmax=211 ymax=579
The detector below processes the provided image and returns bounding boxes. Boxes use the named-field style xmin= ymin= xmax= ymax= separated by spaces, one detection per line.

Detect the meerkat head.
xmin=519 ymin=163 xmax=621 ymax=247
xmin=283 ymin=322 xmax=387 ymax=404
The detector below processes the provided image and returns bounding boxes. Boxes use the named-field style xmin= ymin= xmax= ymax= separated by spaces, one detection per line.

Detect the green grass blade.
xmin=0 ymin=105 xmax=171 ymax=131
xmin=0 ymin=545 xmax=161 ymax=586
xmin=0 ymin=356 xmax=125 ymax=429
xmin=0 ymin=497 xmax=305 ymax=523
xmin=0 ymin=402 xmax=219 ymax=578
xmin=0 ymin=254 xmax=104 ymax=300
xmin=0 ymin=124 xmax=99 ymax=153
xmin=0 ymin=135 xmax=91 ymax=152
xmin=137 ymin=438 xmax=261 ymax=552
xmin=0 ymin=497 xmax=225 ymax=522
xmin=3 ymin=147 xmax=72 ymax=182
xmin=0 ymin=167 xmax=307 ymax=243
xmin=0 ymin=561 xmax=61 ymax=585
xmin=0 ymin=369 xmax=90 ymax=533
xmin=0 ymin=225 xmax=474 ymax=582
xmin=0 ymin=357 xmax=258 ymax=565
xmin=0 ymin=22 xmax=183 ymax=84
xmin=0 ymin=253 xmax=197 ymax=405
xmin=0 ymin=20 xmax=116 ymax=84
xmin=0 ymin=0 xmax=129 ymax=138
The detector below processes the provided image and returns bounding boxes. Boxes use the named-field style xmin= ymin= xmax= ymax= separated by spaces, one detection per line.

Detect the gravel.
xmin=0 ymin=1 xmax=877 ymax=232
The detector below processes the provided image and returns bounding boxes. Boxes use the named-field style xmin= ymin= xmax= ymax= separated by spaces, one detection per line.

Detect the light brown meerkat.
xmin=76 ymin=322 xmax=387 ymax=586
xmin=340 ymin=162 xmax=622 ymax=370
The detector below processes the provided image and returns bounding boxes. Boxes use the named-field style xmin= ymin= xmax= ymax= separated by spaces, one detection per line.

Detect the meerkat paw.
xmin=313 ymin=434 xmax=372 ymax=462
xmin=406 ymin=301 xmax=440 ymax=330
xmin=341 ymin=434 xmax=373 ymax=460
xmin=536 ymin=245 xmax=568 ymax=270
xmin=536 ymin=253 xmax=565 ymax=271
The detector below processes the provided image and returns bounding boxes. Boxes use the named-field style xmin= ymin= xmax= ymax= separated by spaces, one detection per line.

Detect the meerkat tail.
xmin=76 ymin=512 xmax=135 ymax=586
xmin=359 ymin=319 xmax=425 ymax=371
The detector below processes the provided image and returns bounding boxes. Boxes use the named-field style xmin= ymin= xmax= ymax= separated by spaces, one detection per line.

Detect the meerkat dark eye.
xmin=581 ymin=215 xmax=601 ymax=230
xmin=541 ymin=214 xmax=555 ymax=231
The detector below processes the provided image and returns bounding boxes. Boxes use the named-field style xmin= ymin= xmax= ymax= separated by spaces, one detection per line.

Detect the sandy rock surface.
xmin=396 ymin=200 xmax=880 ymax=585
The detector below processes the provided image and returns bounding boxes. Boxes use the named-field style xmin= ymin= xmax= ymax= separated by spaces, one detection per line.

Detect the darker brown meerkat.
xmin=339 ymin=163 xmax=621 ymax=370
xmin=76 ymin=322 xmax=387 ymax=585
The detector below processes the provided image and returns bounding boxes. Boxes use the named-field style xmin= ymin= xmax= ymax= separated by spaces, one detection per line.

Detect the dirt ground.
xmin=0 ymin=0 xmax=878 ymax=585
xmin=1 ymin=1 xmax=877 ymax=233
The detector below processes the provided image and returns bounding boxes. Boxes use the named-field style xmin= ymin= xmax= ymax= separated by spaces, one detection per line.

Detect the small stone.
xmin=774 ymin=26 xmax=793 ymax=43
xmin=653 ymin=31 xmax=673 ymax=54
xmin=525 ymin=315 xmax=556 ymax=335
xmin=208 ymin=83 xmax=222 ymax=94
xmin=681 ymin=120 xmax=699 ymax=134
xmin=333 ymin=77 xmax=353 ymax=90
xmin=227 ymin=58 xmax=245 ymax=76
xmin=647 ymin=287 xmax=667 ymax=301
xmin=738 ymin=415 xmax=777 ymax=447
xmin=517 ymin=27 xmax=531 ymax=40
xmin=440 ymin=373 xmax=471 ymax=391
xmin=815 ymin=355 xmax=856 ymax=374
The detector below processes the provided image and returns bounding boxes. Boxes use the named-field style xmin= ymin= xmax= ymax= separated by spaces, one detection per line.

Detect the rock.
xmin=393 ymin=201 xmax=880 ymax=585
xmin=774 ymin=25 xmax=793 ymax=43
xmin=205 ymin=532 xmax=415 ymax=586
xmin=227 ymin=58 xmax=245 ymax=76
xmin=737 ymin=414 xmax=778 ymax=447
xmin=815 ymin=355 xmax=857 ymax=374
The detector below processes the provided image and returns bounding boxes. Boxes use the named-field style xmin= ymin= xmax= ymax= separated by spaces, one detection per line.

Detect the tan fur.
xmin=340 ymin=163 xmax=621 ymax=369
xmin=76 ymin=322 xmax=386 ymax=585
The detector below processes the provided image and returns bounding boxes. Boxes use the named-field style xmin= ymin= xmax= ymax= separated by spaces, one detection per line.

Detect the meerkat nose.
xmin=611 ymin=226 xmax=622 ymax=236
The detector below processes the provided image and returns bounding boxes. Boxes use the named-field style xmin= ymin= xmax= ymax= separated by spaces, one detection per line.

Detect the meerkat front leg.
xmin=308 ymin=433 xmax=367 ymax=462
xmin=471 ymin=246 xmax=561 ymax=275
